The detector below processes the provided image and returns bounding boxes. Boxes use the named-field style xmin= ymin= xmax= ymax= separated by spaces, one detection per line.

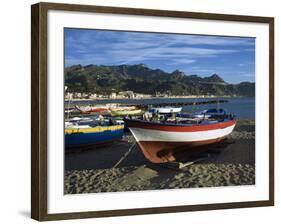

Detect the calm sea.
xmin=70 ymin=97 xmax=255 ymax=119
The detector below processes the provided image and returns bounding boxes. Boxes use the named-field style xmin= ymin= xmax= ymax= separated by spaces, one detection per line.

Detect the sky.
xmin=65 ymin=28 xmax=255 ymax=84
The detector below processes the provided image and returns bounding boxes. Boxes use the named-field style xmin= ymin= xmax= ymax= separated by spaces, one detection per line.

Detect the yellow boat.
xmin=110 ymin=109 xmax=142 ymax=117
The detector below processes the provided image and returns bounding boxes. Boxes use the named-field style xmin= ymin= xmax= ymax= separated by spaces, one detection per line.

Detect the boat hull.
xmin=75 ymin=105 xmax=109 ymax=114
xmin=150 ymin=107 xmax=182 ymax=113
xmin=85 ymin=108 xmax=108 ymax=113
xmin=65 ymin=125 xmax=124 ymax=148
xmin=79 ymin=108 xmax=109 ymax=114
xmin=111 ymin=109 xmax=142 ymax=116
xmin=126 ymin=119 xmax=236 ymax=163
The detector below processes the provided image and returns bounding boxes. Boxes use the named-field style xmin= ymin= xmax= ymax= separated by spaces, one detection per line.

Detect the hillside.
xmin=65 ymin=64 xmax=255 ymax=96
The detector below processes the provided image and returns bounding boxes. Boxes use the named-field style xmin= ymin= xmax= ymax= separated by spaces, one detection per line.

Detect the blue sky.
xmin=65 ymin=28 xmax=255 ymax=84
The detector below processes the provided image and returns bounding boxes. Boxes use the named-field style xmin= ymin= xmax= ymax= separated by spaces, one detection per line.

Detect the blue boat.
xmin=65 ymin=118 xmax=124 ymax=148
xmin=176 ymin=108 xmax=228 ymax=119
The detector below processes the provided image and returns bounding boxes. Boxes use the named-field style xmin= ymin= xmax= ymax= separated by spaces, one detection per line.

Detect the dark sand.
xmin=65 ymin=119 xmax=255 ymax=194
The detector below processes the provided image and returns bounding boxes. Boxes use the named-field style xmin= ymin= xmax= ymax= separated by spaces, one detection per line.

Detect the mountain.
xmin=65 ymin=64 xmax=255 ymax=96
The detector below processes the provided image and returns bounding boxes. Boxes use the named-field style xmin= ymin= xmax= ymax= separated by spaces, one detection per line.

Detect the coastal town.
xmin=65 ymin=90 xmax=151 ymax=100
xmin=65 ymin=90 xmax=235 ymax=100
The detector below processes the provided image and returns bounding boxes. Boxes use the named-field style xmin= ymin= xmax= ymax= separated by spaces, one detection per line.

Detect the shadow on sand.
xmin=65 ymin=134 xmax=245 ymax=172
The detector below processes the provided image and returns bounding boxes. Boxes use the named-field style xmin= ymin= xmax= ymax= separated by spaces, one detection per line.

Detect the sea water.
xmin=70 ymin=97 xmax=255 ymax=119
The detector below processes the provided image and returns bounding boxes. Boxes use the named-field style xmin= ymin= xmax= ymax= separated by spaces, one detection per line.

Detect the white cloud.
xmin=65 ymin=29 xmax=254 ymax=67
xmin=169 ymin=59 xmax=196 ymax=65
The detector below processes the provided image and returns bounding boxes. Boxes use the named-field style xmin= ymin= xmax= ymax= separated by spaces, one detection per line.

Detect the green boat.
xmin=110 ymin=109 xmax=143 ymax=117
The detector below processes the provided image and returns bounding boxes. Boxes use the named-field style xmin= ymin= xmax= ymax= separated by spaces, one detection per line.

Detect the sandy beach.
xmin=64 ymin=119 xmax=255 ymax=194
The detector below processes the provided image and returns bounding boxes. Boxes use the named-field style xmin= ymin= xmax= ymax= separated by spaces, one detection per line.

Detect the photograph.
xmin=30 ymin=2 xmax=274 ymax=221
xmin=64 ymin=28 xmax=256 ymax=194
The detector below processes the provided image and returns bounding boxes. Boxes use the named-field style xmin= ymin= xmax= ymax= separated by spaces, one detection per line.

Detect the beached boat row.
xmin=75 ymin=104 xmax=142 ymax=116
xmin=65 ymin=106 xmax=236 ymax=163
xmin=65 ymin=116 xmax=124 ymax=147
xmin=72 ymin=104 xmax=184 ymax=116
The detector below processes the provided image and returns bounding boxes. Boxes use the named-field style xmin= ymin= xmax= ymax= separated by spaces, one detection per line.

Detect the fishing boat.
xmin=125 ymin=113 xmax=236 ymax=163
xmin=149 ymin=107 xmax=182 ymax=114
xmin=65 ymin=117 xmax=124 ymax=148
xmin=176 ymin=113 xmax=211 ymax=119
xmin=176 ymin=108 xmax=228 ymax=119
xmin=110 ymin=105 xmax=137 ymax=111
xmin=110 ymin=109 xmax=142 ymax=117
xmin=75 ymin=105 xmax=109 ymax=114
xmin=198 ymin=108 xmax=227 ymax=117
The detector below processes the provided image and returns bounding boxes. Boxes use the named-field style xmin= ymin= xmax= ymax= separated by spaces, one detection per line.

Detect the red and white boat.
xmin=125 ymin=117 xmax=236 ymax=163
xmin=75 ymin=105 xmax=109 ymax=114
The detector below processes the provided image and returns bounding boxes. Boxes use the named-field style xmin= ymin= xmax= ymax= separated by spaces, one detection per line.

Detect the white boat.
xmin=149 ymin=107 xmax=182 ymax=114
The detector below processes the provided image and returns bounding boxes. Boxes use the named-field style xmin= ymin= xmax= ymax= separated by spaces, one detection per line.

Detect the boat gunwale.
xmin=124 ymin=117 xmax=237 ymax=128
xmin=65 ymin=124 xmax=124 ymax=134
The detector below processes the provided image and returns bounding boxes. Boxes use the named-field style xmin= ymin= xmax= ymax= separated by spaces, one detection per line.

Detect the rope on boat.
xmin=113 ymin=142 xmax=136 ymax=168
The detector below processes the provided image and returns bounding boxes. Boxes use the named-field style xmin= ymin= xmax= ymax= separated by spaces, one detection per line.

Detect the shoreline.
xmin=65 ymin=119 xmax=255 ymax=194
xmin=65 ymin=95 xmax=248 ymax=101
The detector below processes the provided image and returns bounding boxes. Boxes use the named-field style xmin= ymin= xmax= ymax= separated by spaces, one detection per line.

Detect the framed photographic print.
xmin=31 ymin=2 xmax=274 ymax=221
